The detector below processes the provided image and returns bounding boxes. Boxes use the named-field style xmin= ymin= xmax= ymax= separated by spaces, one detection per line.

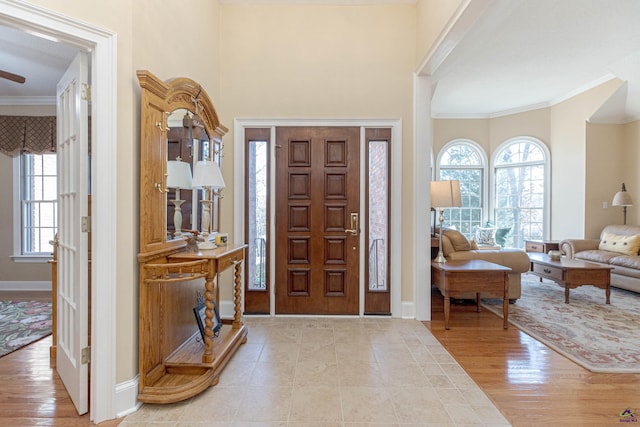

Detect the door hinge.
xmin=81 ymin=83 xmax=91 ymax=101
xmin=81 ymin=216 xmax=91 ymax=233
xmin=81 ymin=346 xmax=91 ymax=364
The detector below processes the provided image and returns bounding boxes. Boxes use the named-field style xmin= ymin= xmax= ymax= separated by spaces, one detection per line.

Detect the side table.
xmin=525 ymin=239 xmax=560 ymax=254
xmin=431 ymin=259 xmax=511 ymax=330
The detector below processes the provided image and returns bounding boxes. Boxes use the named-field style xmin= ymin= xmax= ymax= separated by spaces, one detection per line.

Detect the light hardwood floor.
xmin=1 ymin=289 xmax=639 ymax=426
xmin=428 ymin=286 xmax=640 ymax=426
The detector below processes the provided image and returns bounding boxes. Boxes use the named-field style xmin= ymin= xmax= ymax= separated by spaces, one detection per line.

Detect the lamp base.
xmin=434 ymin=251 xmax=447 ymax=264
xmin=198 ymin=232 xmax=217 ymax=250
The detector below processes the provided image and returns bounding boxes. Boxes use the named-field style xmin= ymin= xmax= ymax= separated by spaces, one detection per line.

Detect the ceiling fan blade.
xmin=0 ymin=70 xmax=26 ymax=84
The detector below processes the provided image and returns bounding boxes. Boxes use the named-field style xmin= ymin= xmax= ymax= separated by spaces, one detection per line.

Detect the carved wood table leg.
xmin=203 ymin=261 xmax=215 ymax=364
xmin=232 ymin=260 xmax=243 ymax=330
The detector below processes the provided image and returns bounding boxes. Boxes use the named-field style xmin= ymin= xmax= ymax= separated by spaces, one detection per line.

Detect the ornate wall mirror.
xmin=166 ymin=109 xmax=224 ymax=241
xmin=137 ymin=70 xmax=227 ymax=255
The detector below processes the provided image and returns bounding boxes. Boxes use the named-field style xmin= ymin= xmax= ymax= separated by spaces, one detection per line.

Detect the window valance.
xmin=0 ymin=115 xmax=56 ymax=156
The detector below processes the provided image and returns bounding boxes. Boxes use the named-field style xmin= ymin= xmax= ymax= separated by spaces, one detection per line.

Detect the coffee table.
xmin=431 ymin=259 xmax=511 ymax=330
xmin=528 ymin=252 xmax=612 ymax=304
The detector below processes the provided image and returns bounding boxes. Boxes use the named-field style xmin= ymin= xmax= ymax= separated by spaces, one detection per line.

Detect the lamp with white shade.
xmin=612 ymin=182 xmax=633 ymax=225
xmin=166 ymin=158 xmax=192 ymax=238
xmin=192 ymin=159 xmax=225 ymax=249
xmin=430 ymin=180 xmax=462 ymax=263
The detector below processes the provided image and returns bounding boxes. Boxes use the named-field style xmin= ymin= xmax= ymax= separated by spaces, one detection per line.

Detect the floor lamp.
xmin=430 ymin=180 xmax=462 ymax=263
xmin=192 ymin=160 xmax=226 ymax=250
xmin=166 ymin=158 xmax=192 ymax=238
xmin=612 ymin=182 xmax=633 ymax=225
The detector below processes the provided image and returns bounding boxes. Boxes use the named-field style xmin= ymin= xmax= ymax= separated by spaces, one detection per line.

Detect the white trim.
xmin=413 ymin=74 xmax=432 ymax=321
xmin=10 ymin=255 xmax=52 ymax=263
xmin=415 ymin=0 xmax=490 ymax=76
xmin=12 ymin=155 xmax=21 ymax=258
xmin=0 ymin=96 xmax=56 ymax=105
xmin=234 ymin=118 xmax=402 ymax=317
xmin=491 ymin=136 xmax=552 ymax=241
xmin=436 ymin=138 xmax=489 ymax=227
xmin=0 ymin=1 xmax=118 ymax=423
xmin=114 ymin=375 xmax=142 ymax=419
xmin=0 ymin=281 xmax=51 ymax=291
xmin=401 ymin=301 xmax=415 ymax=319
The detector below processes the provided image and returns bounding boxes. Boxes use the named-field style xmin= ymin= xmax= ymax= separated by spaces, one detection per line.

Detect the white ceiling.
xmin=1 ymin=0 xmax=640 ymax=123
xmin=0 ymin=24 xmax=77 ymax=104
xmin=430 ymin=0 xmax=640 ymax=123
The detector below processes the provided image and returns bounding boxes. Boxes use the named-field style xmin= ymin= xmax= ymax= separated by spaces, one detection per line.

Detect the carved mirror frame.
xmin=137 ymin=70 xmax=227 ymax=256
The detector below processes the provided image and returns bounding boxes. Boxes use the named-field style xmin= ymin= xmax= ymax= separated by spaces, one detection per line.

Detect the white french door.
xmin=56 ymin=52 xmax=90 ymax=415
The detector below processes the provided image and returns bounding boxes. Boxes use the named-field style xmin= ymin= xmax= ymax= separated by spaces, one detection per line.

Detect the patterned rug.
xmin=0 ymin=300 xmax=52 ymax=358
xmin=481 ymin=275 xmax=640 ymax=373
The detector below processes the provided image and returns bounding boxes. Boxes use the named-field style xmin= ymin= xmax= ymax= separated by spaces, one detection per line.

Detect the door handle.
xmin=345 ymin=213 xmax=359 ymax=236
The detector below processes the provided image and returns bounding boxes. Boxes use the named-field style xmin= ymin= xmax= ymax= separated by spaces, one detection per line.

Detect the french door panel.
xmin=275 ymin=127 xmax=360 ymax=315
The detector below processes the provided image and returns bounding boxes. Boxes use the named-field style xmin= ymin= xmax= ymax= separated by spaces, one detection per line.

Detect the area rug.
xmin=481 ymin=275 xmax=640 ymax=373
xmin=0 ymin=300 xmax=52 ymax=358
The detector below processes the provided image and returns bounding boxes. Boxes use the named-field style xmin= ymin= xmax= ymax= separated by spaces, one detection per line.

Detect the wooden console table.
xmin=138 ymin=243 xmax=248 ymax=404
xmin=431 ymin=260 xmax=511 ymax=330
xmin=528 ymin=252 xmax=611 ymax=304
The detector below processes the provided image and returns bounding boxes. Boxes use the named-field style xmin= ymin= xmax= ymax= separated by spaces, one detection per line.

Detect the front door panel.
xmin=275 ymin=127 xmax=360 ymax=314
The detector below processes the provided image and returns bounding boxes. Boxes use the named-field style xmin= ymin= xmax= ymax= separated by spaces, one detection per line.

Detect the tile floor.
xmin=121 ymin=317 xmax=510 ymax=426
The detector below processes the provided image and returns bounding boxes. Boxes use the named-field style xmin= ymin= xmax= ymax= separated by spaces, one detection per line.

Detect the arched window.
xmin=437 ymin=140 xmax=487 ymax=240
xmin=492 ymin=137 xmax=550 ymax=248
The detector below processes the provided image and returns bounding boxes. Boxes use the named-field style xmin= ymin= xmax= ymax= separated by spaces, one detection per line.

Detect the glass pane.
xmin=368 ymin=140 xmax=388 ymax=291
xmin=495 ymin=140 xmax=544 ymax=165
xmin=247 ymin=140 xmax=268 ymax=291
xmin=21 ymin=154 xmax=58 ymax=254
xmin=494 ymin=163 xmax=545 ymax=248
xmin=441 ymin=143 xmax=482 ymax=166
xmin=439 ymin=168 xmax=482 ymax=241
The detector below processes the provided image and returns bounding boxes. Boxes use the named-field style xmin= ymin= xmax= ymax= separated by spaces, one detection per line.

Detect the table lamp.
xmin=166 ymin=158 xmax=192 ymax=237
xmin=430 ymin=180 xmax=462 ymax=263
xmin=191 ymin=160 xmax=225 ymax=249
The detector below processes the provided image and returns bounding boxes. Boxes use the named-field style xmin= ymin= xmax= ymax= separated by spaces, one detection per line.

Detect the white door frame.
xmin=0 ymin=1 xmax=118 ymax=423
xmin=233 ymin=118 xmax=403 ymax=318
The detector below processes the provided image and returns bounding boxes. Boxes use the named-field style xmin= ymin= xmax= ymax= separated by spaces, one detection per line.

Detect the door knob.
xmin=344 ymin=213 xmax=359 ymax=236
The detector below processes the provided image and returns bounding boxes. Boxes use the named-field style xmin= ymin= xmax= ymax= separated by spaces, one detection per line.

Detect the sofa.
xmin=560 ymin=224 xmax=640 ymax=294
xmin=438 ymin=228 xmax=532 ymax=300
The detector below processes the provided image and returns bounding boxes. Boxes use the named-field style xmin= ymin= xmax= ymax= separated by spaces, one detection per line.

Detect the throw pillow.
xmin=475 ymin=227 xmax=496 ymax=246
xmin=599 ymin=232 xmax=640 ymax=256
xmin=442 ymin=229 xmax=471 ymax=251
xmin=469 ymin=238 xmax=479 ymax=250
xmin=495 ymin=227 xmax=512 ymax=247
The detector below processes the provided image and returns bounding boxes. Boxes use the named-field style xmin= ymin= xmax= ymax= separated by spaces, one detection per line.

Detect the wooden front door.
xmin=275 ymin=127 xmax=360 ymax=314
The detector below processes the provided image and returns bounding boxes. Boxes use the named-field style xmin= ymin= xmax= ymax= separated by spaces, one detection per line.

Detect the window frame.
xmin=11 ymin=154 xmax=56 ymax=263
xmin=436 ymin=139 xmax=488 ymax=240
xmin=491 ymin=136 xmax=551 ymax=247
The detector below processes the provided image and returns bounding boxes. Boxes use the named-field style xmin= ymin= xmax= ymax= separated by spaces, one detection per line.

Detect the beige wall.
xmin=20 ymin=0 xmax=222 ymax=383
xmin=416 ymin=0 xmax=465 ymax=63
xmin=585 ymin=123 xmax=625 ymax=237
xmin=0 ymin=105 xmax=56 ymax=283
xmin=550 ymin=78 xmax=624 ymax=240
xmin=219 ymin=3 xmax=417 ymax=301
xmin=623 ymin=120 xmax=640 ymax=226
xmin=433 ymin=80 xmax=631 ymax=244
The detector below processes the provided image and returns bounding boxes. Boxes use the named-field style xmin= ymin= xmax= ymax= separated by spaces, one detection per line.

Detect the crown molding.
xmin=0 ymin=96 xmax=55 ymax=105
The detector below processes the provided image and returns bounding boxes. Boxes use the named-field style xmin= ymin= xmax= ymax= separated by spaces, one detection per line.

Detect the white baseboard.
xmin=115 ymin=375 xmax=141 ymax=419
xmin=0 ymin=281 xmax=51 ymax=291
xmin=220 ymin=299 xmax=235 ymax=319
xmin=401 ymin=301 xmax=415 ymax=319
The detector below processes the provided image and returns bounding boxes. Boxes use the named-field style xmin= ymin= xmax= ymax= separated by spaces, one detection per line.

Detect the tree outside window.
xmin=494 ymin=138 xmax=548 ymax=249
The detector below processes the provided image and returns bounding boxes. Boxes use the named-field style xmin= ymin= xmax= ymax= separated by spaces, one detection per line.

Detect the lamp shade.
xmin=166 ymin=159 xmax=192 ymax=189
xmin=191 ymin=160 xmax=225 ymax=189
xmin=612 ymin=183 xmax=633 ymax=207
xmin=430 ymin=180 xmax=462 ymax=208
